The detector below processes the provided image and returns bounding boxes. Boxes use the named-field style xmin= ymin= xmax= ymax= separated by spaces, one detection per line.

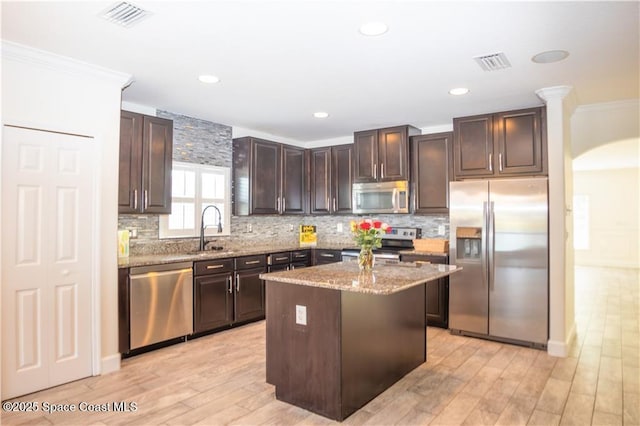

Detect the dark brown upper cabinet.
xmin=353 ymin=125 xmax=420 ymax=183
xmin=233 ymin=137 xmax=306 ymax=215
xmin=310 ymin=144 xmax=353 ymax=215
xmin=118 ymin=111 xmax=173 ymax=214
xmin=453 ymin=107 xmax=546 ymax=180
xmin=410 ymin=132 xmax=453 ymax=214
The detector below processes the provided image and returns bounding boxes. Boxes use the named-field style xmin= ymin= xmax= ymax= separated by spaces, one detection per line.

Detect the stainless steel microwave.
xmin=352 ymin=180 xmax=409 ymax=214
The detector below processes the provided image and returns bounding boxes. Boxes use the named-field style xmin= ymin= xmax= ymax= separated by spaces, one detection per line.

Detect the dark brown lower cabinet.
xmin=234 ymin=267 xmax=266 ymax=322
xmin=234 ymin=255 xmax=267 ymax=323
xmin=313 ymin=249 xmax=342 ymax=265
xmin=401 ymin=253 xmax=449 ymax=328
xmin=193 ymin=258 xmax=234 ymax=334
xmin=193 ymin=255 xmax=266 ymax=335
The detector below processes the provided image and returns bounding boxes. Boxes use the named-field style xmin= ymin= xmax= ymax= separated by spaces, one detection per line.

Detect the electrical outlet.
xmin=295 ymin=305 xmax=307 ymax=325
xmin=289 ymin=224 xmax=294 ymax=232
xmin=337 ymin=223 xmax=343 ymax=233
xmin=247 ymin=223 xmax=253 ymax=233
xmin=129 ymin=229 xmax=138 ymax=238
xmin=438 ymin=225 xmax=446 ymax=236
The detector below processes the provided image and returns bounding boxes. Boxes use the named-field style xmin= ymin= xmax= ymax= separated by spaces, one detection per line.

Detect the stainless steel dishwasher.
xmin=129 ymin=262 xmax=193 ymax=350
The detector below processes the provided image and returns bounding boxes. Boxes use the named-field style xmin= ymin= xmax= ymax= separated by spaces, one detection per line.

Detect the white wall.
xmin=1 ymin=42 xmax=131 ymax=381
xmin=573 ymin=167 xmax=640 ymax=268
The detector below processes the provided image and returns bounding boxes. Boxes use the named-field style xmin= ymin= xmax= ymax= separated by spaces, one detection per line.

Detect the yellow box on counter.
xmin=412 ymin=238 xmax=449 ymax=253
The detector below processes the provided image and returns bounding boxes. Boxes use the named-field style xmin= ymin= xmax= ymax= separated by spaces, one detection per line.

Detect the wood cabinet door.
xmin=310 ymin=147 xmax=332 ymax=214
xmin=453 ymin=114 xmax=495 ymax=179
xmin=353 ymin=130 xmax=378 ymax=183
xmin=251 ymin=140 xmax=281 ymax=214
xmin=378 ymin=126 xmax=409 ymax=181
xmin=332 ymin=144 xmax=354 ymax=214
xmin=194 ymin=273 xmax=233 ymax=333
xmin=234 ymin=268 xmax=266 ymax=323
xmin=282 ymin=145 xmax=306 ymax=214
xmin=118 ymin=111 xmax=143 ymax=213
xmin=411 ymin=132 xmax=452 ymax=214
xmin=495 ymin=107 xmax=545 ymax=176
xmin=401 ymin=254 xmax=449 ymax=328
xmin=141 ymin=115 xmax=173 ymax=213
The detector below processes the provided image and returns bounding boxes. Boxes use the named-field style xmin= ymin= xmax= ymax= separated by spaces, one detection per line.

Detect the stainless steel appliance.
xmin=352 ymin=180 xmax=409 ymax=214
xmin=449 ymin=178 xmax=548 ymax=348
xmin=341 ymin=227 xmax=421 ymax=261
xmin=129 ymin=262 xmax=194 ymax=350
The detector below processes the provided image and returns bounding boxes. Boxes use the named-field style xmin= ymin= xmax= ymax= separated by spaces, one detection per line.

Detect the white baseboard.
xmin=101 ymin=353 xmax=121 ymax=375
xmin=547 ymin=322 xmax=577 ymax=357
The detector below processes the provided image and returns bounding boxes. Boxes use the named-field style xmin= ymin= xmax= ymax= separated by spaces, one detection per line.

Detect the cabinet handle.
xmin=144 ymin=190 xmax=149 ymax=210
xmin=381 ymin=163 xmax=385 ymax=179
xmin=294 ymin=254 xmax=306 ymax=258
xmin=282 ymin=197 xmax=286 ymax=212
xmin=245 ymin=260 xmax=261 ymax=265
xmin=412 ymin=182 xmax=417 ymax=212
xmin=275 ymin=257 xmax=288 ymax=261
xmin=333 ymin=197 xmax=337 ymax=212
xmin=488 ymin=153 xmax=493 ymax=172
xmin=227 ymin=276 xmax=233 ymax=294
xmin=320 ymin=253 xmax=334 ymax=258
xmin=133 ymin=189 xmax=138 ymax=210
xmin=327 ymin=197 xmax=330 ymax=211
xmin=206 ymin=264 xmax=224 ymax=270
xmin=276 ymin=197 xmax=280 ymax=212
xmin=499 ymin=153 xmax=503 ymax=172
xmin=373 ymin=163 xmax=377 ymax=179
xmin=235 ymin=273 xmax=240 ymax=292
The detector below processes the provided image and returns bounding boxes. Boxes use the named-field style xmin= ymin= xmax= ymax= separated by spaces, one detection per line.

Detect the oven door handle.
xmin=372 ymin=253 xmax=400 ymax=260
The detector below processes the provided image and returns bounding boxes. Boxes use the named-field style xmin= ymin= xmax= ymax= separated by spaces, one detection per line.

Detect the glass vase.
xmin=358 ymin=246 xmax=375 ymax=272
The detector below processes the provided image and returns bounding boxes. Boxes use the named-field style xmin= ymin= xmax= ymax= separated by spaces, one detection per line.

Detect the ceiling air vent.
xmin=100 ymin=1 xmax=150 ymax=28
xmin=473 ymin=52 xmax=512 ymax=71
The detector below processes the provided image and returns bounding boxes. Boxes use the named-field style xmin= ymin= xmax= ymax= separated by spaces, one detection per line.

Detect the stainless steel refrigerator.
xmin=449 ymin=178 xmax=548 ymax=348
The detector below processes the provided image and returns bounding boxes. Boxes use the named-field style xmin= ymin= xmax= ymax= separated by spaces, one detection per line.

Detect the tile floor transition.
xmin=2 ymin=266 xmax=638 ymax=425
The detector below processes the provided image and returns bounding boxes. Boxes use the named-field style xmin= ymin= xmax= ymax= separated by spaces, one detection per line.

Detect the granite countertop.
xmin=118 ymin=243 xmax=354 ymax=268
xmin=259 ymin=260 xmax=461 ymax=295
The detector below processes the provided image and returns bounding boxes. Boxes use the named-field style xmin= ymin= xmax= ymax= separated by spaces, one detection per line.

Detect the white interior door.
xmin=2 ymin=126 xmax=95 ymax=399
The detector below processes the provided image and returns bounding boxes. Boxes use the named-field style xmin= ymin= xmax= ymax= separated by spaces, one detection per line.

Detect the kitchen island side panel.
xmin=341 ymin=283 xmax=426 ymax=418
xmin=265 ymin=281 xmax=342 ymax=419
xmin=265 ymin=279 xmax=427 ymax=421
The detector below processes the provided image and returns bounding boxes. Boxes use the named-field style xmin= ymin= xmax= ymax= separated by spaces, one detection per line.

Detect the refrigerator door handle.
xmin=481 ymin=201 xmax=489 ymax=288
xmin=488 ymin=201 xmax=495 ymax=291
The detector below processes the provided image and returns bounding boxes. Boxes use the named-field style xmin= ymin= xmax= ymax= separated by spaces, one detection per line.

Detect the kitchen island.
xmin=260 ymin=260 xmax=461 ymax=421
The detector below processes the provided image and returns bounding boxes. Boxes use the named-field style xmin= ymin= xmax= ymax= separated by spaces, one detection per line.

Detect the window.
xmin=573 ymin=194 xmax=589 ymax=250
xmin=159 ymin=162 xmax=231 ymax=238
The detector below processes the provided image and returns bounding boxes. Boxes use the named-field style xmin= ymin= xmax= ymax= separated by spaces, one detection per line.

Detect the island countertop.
xmin=259 ymin=260 xmax=461 ymax=295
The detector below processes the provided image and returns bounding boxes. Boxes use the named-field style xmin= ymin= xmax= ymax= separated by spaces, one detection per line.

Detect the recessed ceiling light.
xmin=198 ymin=74 xmax=220 ymax=84
xmin=313 ymin=112 xmax=329 ymax=119
xmin=532 ymin=50 xmax=570 ymax=64
xmin=449 ymin=87 xmax=470 ymax=96
xmin=359 ymin=22 xmax=388 ymax=36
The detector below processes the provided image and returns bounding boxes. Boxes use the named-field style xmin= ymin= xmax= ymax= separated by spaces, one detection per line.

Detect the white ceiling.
xmin=2 ymin=1 xmax=639 ymax=144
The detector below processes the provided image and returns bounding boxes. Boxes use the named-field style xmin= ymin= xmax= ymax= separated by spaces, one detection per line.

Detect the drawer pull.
xmin=275 ymin=257 xmax=288 ymax=261
xmin=245 ymin=260 xmax=261 ymax=265
xmin=206 ymin=264 xmax=224 ymax=269
xmin=320 ymin=253 xmax=335 ymax=258
xmin=294 ymin=254 xmax=306 ymax=258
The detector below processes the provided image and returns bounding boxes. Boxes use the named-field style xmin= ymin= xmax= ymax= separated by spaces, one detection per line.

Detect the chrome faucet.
xmin=199 ymin=205 xmax=223 ymax=251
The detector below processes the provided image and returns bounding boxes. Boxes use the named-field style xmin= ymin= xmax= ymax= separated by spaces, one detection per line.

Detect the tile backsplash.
xmin=119 ymin=213 xmax=449 ymax=255
xmin=118 ymin=109 xmax=449 ymax=256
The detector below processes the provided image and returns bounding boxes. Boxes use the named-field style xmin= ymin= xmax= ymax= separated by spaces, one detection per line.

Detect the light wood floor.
xmin=2 ymin=266 xmax=638 ymax=425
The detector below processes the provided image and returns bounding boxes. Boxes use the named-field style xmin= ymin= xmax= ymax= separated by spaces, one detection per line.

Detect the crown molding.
xmin=2 ymin=40 xmax=133 ymax=88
